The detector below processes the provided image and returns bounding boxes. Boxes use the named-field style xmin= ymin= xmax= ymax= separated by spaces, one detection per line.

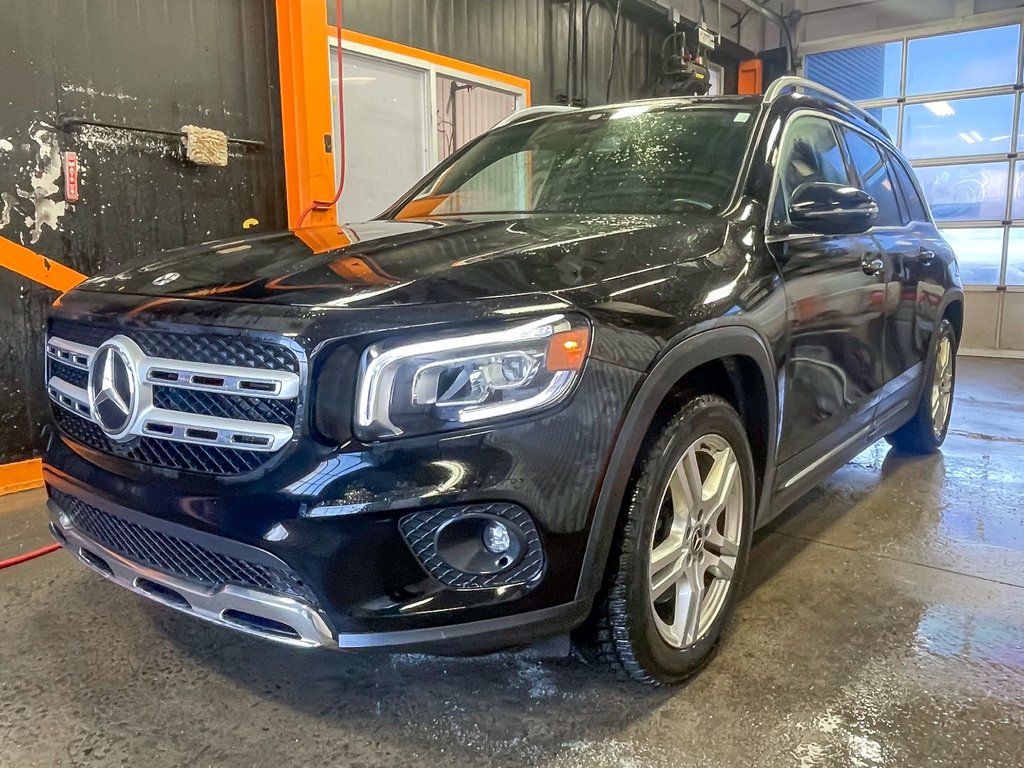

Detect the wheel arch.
xmin=940 ymin=291 xmax=965 ymax=343
xmin=575 ymin=325 xmax=779 ymax=601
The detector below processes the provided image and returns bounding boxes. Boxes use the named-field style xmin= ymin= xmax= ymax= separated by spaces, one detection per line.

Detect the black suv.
xmin=43 ymin=78 xmax=963 ymax=684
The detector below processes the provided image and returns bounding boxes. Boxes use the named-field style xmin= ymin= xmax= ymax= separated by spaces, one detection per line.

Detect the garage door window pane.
xmin=942 ymin=227 xmax=1004 ymax=284
xmin=906 ymin=25 xmax=1020 ymax=96
xmin=805 ymin=42 xmax=902 ymax=101
xmin=914 ymin=162 xmax=1008 ymax=221
xmin=865 ymin=106 xmax=899 ymax=141
xmin=902 ymin=95 xmax=1015 ymax=159
xmin=1012 ymin=165 xmax=1024 ymax=219
xmin=1005 ymin=229 xmax=1024 ymax=285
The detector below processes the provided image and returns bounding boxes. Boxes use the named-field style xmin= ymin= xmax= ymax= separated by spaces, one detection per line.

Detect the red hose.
xmin=296 ymin=0 xmax=347 ymax=229
xmin=0 ymin=543 xmax=61 ymax=570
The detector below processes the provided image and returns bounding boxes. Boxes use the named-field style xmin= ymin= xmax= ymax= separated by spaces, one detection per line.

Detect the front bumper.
xmin=46 ymin=485 xmax=594 ymax=653
xmin=49 ymin=502 xmax=336 ymax=648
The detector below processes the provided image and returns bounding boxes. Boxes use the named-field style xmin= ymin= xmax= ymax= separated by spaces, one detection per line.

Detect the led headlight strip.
xmin=355 ymin=314 xmax=590 ymax=440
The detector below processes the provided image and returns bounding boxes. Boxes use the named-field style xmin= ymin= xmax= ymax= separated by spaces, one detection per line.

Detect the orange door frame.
xmin=275 ymin=0 xmax=531 ymax=233
xmin=276 ymin=0 xmax=339 ymax=230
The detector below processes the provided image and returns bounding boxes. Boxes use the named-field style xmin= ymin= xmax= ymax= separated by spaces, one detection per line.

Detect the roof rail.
xmin=492 ymin=105 xmax=579 ymax=129
xmin=764 ymin=76 xmax=892 ymax=140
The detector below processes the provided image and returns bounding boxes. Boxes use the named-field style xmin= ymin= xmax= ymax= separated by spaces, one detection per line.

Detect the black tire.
xmin=886 ymin=318 xmax=957 ymax=455
xmin=590 ymin=394 xmax=756 ymax=685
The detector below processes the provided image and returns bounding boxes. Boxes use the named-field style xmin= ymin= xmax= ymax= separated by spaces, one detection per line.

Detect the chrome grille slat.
xmin=45 ymin=336 xmax=94 ymax=370
xmin=46 ymin=323 xmax=302 ymax=475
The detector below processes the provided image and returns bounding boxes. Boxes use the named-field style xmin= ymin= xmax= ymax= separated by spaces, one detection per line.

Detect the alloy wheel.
xmin=648 ymin=434 xmax=743 ymax=649
xmin=931 ymin=335 xmax=954 ymax=438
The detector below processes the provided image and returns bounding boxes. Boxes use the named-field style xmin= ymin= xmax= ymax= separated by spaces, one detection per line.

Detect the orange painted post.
xmin=0 ymin=458 xmax=43 ymax=496
xmin=738 ymin=59 xmax=764 ymax=95
xmin=277 ymin=0 xmax=338 ymax=229
xmin=0 ymin=236 xmax=85 ymax=293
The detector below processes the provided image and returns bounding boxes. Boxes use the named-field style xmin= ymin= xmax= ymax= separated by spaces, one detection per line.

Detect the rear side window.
xmin=889 ymin=155 xmax=931 ymax=222
xmin=841 ymin=128 xmax=902 ymax=227
xmin=772 ymin=116 xmax=852 ymax=223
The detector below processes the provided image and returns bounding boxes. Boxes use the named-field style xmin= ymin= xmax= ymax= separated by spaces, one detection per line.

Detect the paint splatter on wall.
xmin=0 ymin=0 xmax=285 ymax=464
xmin=0 ymin=123 xmax=68 ymax=245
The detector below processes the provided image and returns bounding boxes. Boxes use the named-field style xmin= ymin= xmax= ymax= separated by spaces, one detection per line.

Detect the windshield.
xmin=392 ymin=104 xmax=755 ymax=219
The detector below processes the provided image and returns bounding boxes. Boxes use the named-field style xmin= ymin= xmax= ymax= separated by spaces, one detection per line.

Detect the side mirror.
xmin=788 ymin=182 xmax=878 ymax=235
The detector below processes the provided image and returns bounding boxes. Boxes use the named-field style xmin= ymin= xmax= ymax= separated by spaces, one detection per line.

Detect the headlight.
xmin=355 ymin=314 xmax=590 ymax=440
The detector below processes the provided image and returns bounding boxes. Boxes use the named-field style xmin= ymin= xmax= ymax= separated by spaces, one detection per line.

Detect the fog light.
xmin=59 ymin=512 xmax=71 ymax=528
xmin=483 ymin=520 xmax=512 ymax=554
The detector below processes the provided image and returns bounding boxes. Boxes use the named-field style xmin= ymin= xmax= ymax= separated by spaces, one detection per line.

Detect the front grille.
xmin=153 ymin=386 xmax=296 ymax=425
xmin=49 ymin=359 xmax=88 ymax=390
xmin=46 ymin=320 xmax=302 ymax=476
xmin=53 ymin=407 xmax=270 ymax=475
xmin=133 ymin=331 xmax=300 ymax=373
xmin=48 ymin=320 xmax=299 ymax=373
xmin=52 ymin=489 xmax=317 ymax=605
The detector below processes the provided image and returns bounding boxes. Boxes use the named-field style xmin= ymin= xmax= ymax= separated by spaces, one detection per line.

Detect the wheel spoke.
xmin=649 ymin=529 xmax=686 ymax=600
xmin=702 ymin=448 xmax=738 ymax=526
xmin=673 ymin=566 xmax=704 ymax=645
xmin=703 ymin=546 xmax=737 ymax=581
xmin=669 ymin=446 xmax=702 ymax=520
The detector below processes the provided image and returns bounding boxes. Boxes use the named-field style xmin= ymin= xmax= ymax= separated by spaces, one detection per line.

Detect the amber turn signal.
xmin=546 ymin=329 xmax=590 ymax=372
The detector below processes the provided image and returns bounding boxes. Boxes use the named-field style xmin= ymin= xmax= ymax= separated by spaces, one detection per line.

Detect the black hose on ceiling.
xmin=564 ymin=0 xmax=577 ymax=105
xmin=732 ymin=0 xmax=795 ymax=73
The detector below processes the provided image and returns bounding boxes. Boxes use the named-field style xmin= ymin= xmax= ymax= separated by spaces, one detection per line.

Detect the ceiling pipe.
xmin=733 ymin=0 xmax=795 ymax=74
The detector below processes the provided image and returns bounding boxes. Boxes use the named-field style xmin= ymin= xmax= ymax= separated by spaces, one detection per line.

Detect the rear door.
xmin=768 ymin=115 xmax=889 ymax=464
xmin=839 ymin=128 xmax=920 ymax=388
xmin=887 ymin=153 xmax=954 ymax=372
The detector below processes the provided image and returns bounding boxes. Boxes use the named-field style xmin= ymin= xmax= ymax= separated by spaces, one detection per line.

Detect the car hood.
xmin=74 ymin=214 xmax=727 ymax=308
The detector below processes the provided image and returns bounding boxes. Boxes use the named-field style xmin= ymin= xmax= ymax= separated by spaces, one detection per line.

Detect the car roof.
xmin=496 ymin=78 xmax=892 ymax=149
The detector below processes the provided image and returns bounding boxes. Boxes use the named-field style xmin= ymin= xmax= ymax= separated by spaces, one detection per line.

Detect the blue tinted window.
xmin=842 ymin=129 xmax=902 ymax=226
xmin=906 ymin=25 xmax=1020 ymax=96
xmin=805 ymin=42 xmax=902 ymax=101
xmin=890 ymin=159 xmax=929 ymax=222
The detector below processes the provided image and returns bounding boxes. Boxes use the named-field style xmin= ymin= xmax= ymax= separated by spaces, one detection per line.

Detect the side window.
xmin=841 ymin=128 xmax=902 ymax=227
xmin=889 ymin=155 xmax=931 ymax=222
xmin=772 ymin=116 xmax=852 ymax=224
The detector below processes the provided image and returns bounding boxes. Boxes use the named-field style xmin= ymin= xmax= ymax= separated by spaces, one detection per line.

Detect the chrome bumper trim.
xmin=53 ymin=516 xmax=335 ymax=649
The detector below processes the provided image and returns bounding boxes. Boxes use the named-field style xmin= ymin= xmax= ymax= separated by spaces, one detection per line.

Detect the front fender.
xmin=575 ymin=325 xmax=779 ymax=601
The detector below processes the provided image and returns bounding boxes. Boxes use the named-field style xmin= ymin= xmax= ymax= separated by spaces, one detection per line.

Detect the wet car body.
xmin=43 ymin=78 xmax=963 ymax=654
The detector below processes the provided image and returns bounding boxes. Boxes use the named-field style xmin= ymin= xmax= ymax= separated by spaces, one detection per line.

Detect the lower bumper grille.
xmin=51 ymin=489 xmax=316 ymax=605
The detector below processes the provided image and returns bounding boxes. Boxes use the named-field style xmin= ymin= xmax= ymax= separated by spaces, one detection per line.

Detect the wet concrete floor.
xmin=1 ymin=356 xmax=1022 ymax=767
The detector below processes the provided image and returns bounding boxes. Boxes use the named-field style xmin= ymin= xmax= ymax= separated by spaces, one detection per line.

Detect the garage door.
xmin=804 ymin=22 xmax=1024 ymax=354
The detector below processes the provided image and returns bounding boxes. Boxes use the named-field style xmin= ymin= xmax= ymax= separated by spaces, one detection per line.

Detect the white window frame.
xmin=327 ymin=34 xmax=529 ymax=170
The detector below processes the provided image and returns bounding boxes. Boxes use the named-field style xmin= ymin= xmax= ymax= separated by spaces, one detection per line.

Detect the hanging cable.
xmin=296 ymin=0 xmax=347 ymax=229
xmin=605 ymin=0 xmax=623 ymax=102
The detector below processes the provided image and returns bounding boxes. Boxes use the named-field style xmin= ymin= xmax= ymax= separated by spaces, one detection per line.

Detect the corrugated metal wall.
xmin=0 ymin=0 xmax=285 ymax=464
xmin=335 ymin=0 xmax=667 ymax=106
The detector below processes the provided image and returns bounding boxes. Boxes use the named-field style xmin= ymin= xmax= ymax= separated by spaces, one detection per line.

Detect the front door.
xmin=768 ymin=115 xmax=890 ymax=463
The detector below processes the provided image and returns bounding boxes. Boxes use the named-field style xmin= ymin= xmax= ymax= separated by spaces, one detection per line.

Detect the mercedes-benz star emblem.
xmin=88 ymin=344 xmax=137 ymax=438
xmin=152 ymin=272 xmax=180 ymax=286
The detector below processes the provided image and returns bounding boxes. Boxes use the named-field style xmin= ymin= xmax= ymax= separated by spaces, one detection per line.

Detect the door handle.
xmin=862 ymin=257 xmax=885 ymax=276
xmin=919 ymin=248 xmax=936 ymax=264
